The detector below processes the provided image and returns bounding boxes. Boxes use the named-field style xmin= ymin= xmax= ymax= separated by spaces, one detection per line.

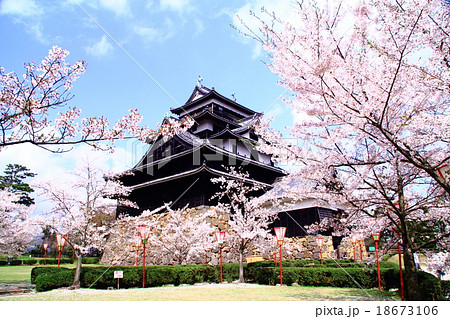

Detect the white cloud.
xmin=133 ymin=18 xmax=176 ymax=43
xmin=0 ymin=143 xmax=132 ymax=184
xmin=0 ymin=142 xmax=136 ymax=213
xmin=0 ymin=0 xmax=49 ymax=43
xmin=68 ymin=0 xmax=131 ymax=16
xmin=193 ymin=18 xmax=205 ymax=36
xmin=159 ymin=0 xmax=193 ymax=13
xmin=85 ymin=35 xmax=114 ymax=57
xmin=98 ymin=0 xmax=131 ymax=16
xmin=0 ymin=0 xmax=43 ymax=16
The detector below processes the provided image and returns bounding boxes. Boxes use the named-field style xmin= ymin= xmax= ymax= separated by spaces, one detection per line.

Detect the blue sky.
xmin=0 ymin=0 xmax=298 ymax=204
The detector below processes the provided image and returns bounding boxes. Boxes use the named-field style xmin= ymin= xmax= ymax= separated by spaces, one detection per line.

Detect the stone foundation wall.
xmin=100 ymin=206 xmax=366 ymax=265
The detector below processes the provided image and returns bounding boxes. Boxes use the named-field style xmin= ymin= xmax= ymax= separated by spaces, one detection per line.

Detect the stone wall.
xmin=100 ymin=206 xmax=365 ymax=265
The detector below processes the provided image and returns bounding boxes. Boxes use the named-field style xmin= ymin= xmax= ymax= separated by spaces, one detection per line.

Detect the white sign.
xmin=114 ymin=271 xmax=123 ymax=279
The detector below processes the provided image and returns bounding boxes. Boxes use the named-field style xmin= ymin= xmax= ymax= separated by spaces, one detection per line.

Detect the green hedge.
xmin=31 ymin=267 xmax=73 ymax=284
xmin=31 ymin=262 xmax=446 ymax=300
xmin=33 ymin=264 xmax=220 ymax=291
xmin=35 ymin=269 xmax=74 ymax=292
xmin=441 ymin=280 xmax=450 ymax=300
xmin=416 ymin=271 xmax=443 ymax=301
xmin=37 ymin=258 xmax=73 ymax=265
xmin=247 ymin=259 xmax=398 ymax=269
xmin=251 ymin=266 xmax=398 ymax=289
xmin=21 ymin=259 xmax=39 ymax=265
xmin=83 ymin=257 xmax=100 ymax=264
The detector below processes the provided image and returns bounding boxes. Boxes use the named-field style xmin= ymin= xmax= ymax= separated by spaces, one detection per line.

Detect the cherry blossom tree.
xmin=0 ymin=190 xmax=37 ymax=256
xmin=147 ymin=205 xmax=216 ymax=265
xmin=37 ymin=160 xmax=136 ymax=288
xmin=0 ymin=46 xmax=193 ymax=152
xmin=211 ymin=167 xmax=280 ymax=283
xmin=237 ymin=0 xmax=450 ymax=299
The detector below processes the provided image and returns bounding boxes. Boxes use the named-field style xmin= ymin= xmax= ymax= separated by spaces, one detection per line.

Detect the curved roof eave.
xmin=130 ymin=163 xmax=273 ymax=190
xmin=170 ymin=87 xmax=262 ymax=117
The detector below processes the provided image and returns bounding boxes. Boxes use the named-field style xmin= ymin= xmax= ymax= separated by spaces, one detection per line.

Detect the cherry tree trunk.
xmin=402 ymin=245 xmax=421 ymax=300
xmin=70 ymin=252 xmax=83 ymax=289
xmin=239 ymin=251 xmax=245 ymax=283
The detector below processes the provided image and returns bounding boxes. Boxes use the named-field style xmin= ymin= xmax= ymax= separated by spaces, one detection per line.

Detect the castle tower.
xmin=117 ymin=84 xmax=285 ymax=216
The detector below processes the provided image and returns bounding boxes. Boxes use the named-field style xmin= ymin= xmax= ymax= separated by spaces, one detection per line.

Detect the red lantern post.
xmin=316 ymin=237 xmax=324 ymax=264
xmin=43 ymin=243 xmax=48 ymax=265
xmin=138 ymin=225 xmax=151 ymax=288
xmin=133 ymin=238 xmax=141 ymax=267
xmin=358 ymin=240 xmax=364 ymax=261
xmin=372 ymin=233 xmax=381 ymax=291
xmin=215 ymin=231 xmax=226 ymax=283
xmin=274 ymin=227 xmax=287 ymax=285
xmin=56 ymin=234 xmax=67 ymax=267
xmin=351 ymin=236 xmax=357 ymax=262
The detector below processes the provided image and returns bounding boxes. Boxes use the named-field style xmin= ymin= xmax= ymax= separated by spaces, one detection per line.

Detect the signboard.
xmin=368 ymin=246 xmax=375 ymax=252
xmin=114 ymin=271 xmax=123 ymax=279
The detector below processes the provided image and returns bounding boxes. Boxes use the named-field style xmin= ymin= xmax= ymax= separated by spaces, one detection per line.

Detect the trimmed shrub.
xmin=31 ymin=267 xmax=71 ymax=284
xmin=9 ymin=259 xmax=22 ymax=266
xmin=251 ymin=266 xmax=398 ymax=289
xmin=60 ymin=258 xmax=73 ymax=264
xmin=83 ymin=257 xmax=100 ymax=264
xmin=35 ymin=269 xmax=74 ymax=292
xmin=251 ymin=267 xmax=277 ymax=285
xmin=145 ymin=266 xmax=179 ymax=287
xmin=177 ymin=265 xmax=217 ymax=285
xmin=222 ymin=263 xmax=240 ymax=282
xmin=0 ymin=260 xmax=7 ymax=266
xmin=39 ymin=259 xmax=59 ymax=265
xmin=417 ymin=271 xmax=443 ymax=301
xmin=440 ymin=280 xmax=450 ymax=300
xmin=81 ymin=266 xmax=140 ymax=289
xmin=21 ymin=259 xmax=38 ymax=265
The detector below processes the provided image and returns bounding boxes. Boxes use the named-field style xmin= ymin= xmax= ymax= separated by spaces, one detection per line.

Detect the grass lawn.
xmin=0 ymin=264 xmax=76 ymax=284
xmin=0 ymin=283 xmax=398 ymax=301
xmin=0 ymin=264 xmax=399 ymax=301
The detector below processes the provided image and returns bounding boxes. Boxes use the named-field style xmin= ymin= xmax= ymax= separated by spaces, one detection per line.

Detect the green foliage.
xmin=249 ymin=267 xmax=277 ymax=285
xmin=37 ymin=258 xmax=72 ymax=265
xmin=251 ymin=266 xmax=398 ymax=289
xmin=222 ymin=263 xmax=241 ymax=282
xmin=21 ymin=259 xmax=38 ymax=265
xmin=83 ymin=257 xmax=100 ymax=264
xmin=33 ymin=264 xmax=224 ymax=291
xmin=0 ymin=164 xmax=36 ymax=206
xmin=0 ymin=260 xmax=7 ymax=266
xmin=39 ymin=259 xmax=58 ymax=265
xmin=417 ymin=271 xmax=444 ymax=301
xmin=176 ymin=265 xmax=217 ymax=285
xmin=9 ymin=260 xmax=22 ymax=266
xmin=31 ymin=267 xmax=71 ymax=284
xmin=35 ymin=269 xmax=74 ymax=292
xmin=32 ymin=261 xmax=441 ymax=299
xmin=81 ymin=266 xmax=141 ymax=289
xmin=440 ymin=281 xmax=450 ymax=300
xmin=248 ymin=259 xmax=397 ymax=269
